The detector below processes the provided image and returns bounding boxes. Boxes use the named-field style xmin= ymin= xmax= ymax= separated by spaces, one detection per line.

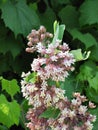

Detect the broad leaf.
xmin=0 ymin=94 xmax=20 ymax=128
xmin=56 ymin=0 xmax=70 ymax=4
xmin=0 ymin=34 xmax=24 ymax=58
xmin=25 ymin=72 xmax=37 ymax=83
xmin=79 ymin=0 xmax=98 ymax=26
xmin=86 ymin=87 xmax=98 ymax=103
xmin=52 ymin=21 xmax=65 ymax=44
xmin=70 ymin=29 xmax=97 ymax=49
xmin=88 ymin=72 xmax=98 ymax=92
xmin=59 ymin=5 xmax=79 ymax=29
xmin=1 ymin=78 xmax=20 ymax=99
xmin=38 ymin=7 xmax=56 ymax=32
xmin=1 ymin=0 xmax=40 ymax=37
xmin=77 ymin=61 xmax=97 ymax=81
xmin=0 ymin=125 xmax=8 ymax=130
xmin=47 ymin=79 xmax=56 ymax=86
xmin=60 ymin=76 xmax=75 ymax=99
xmin=0 ymin=52 xmax=14 ymax=74
xmin=0 ymin=0 xmax=7 ymax=8
xmin=20 ymin=99 xmax=29 ymax=129
xmin=71 ymin=49 xmax=90 ymax=61
xmin=39 ymin=107 xmax=60 ymax=119
xmin=50 ymin=0 xmax=71 ymax=13
xmin=77 ymin=61 xmax=98 ymax=92
xmin=90 ymin=45 xmax=98 ymax=62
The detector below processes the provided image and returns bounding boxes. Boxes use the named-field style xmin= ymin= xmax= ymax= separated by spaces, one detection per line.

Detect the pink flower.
xmin=21 ymin=26 xmax=96 ymax=130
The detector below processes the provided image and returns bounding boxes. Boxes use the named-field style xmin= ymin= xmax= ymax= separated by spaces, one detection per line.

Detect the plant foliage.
xmin=0 ymin=0 xmax=98 ymax=129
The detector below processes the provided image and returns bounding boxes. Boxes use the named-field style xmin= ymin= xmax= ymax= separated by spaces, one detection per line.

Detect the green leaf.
xmin=21 ymin=99 xmax=29 ymax=113
xmin=70 ymin=29 xmax=97 ymax=49
xmin=0 ymin=76 xmax=3 ymax=80
xmin=59 ymin=5 xmax=79 ymax=29
xmin=56 ymin=0 xmax=70 ymax=4
xmin=58 ymin=25 xmax=66 ymax=40
xmin=39 ymin=107 xmax=60 ymax=119
xmin=1 ymin=78 xmax=20 ymax=99
xmin=0 ymin=94 xmax=20 ymax=128
xmin=47 ymin=79 xmax=56 ymax=86
xmin=0 ymin=35 xmax=24 ymax=58
xmin=71 ymin=49 xmax=83 ymax=61
xmin=20 ymin=99 xmax=29 ymax=130
xmin=90 ymin=45 xmax=98 ymax=62
xmin=71 ymin=49 xmax=90 ymax=61
xmin=85 ymin=87 xmax=98 ymax=103
xmin=89 ymin=107 xmax=98 ymax=130
xmin=77 ymin=61 xmax=98 ymax=92
xmin=0 ymin=125 xmax=8 ymax=130
xmin=38 ymin=7 xmax=56 ymax=33
xmin=0 ymin=52 xmax=14 ymax=74
xmin=60 ymin=76 xmax=75 ymax=99
xmin=1 ymin=0 xmax=40 ymax=37
xmin=53 ymin=21 xmax=58 ymax=34
xmin=0 ymin=0 xmax=7 ymax=8
xmin=79 ymin=0 xmax=98 ymax=26
xmin=29 ymin=3 xmax=38 ymax=11
xmin=25 ymin=72 xmax=37 ymax=83
xmin=52 ymin=22 xmax=65 ymax=44
xmin=88 ymin=72 xmax=98 ymax=92
xmin=77 ymin=61 xmax=97 ymax=81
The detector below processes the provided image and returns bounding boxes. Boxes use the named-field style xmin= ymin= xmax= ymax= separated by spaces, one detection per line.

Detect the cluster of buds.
xmin=21 ymin=26 xmax=96 ymax=130
xmin=26 ymin=26 xmax=53 ymax=53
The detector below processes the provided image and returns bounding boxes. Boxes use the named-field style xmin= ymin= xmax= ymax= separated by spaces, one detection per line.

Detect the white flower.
xmin=31 ymin=59 xmax=40 ymax=71
xmin=36 ymin=42 xmax=45 ymax=53
xmin=40 ymin=90 xmax=45 ymax=98
xmin=44 ymin=93 xmax=52 ymax=107
xmin=61 ymin=108 xmax=68 ymax=116
xmin=53 ymin=126 xmax=60 ymax=130
xmin=58 ymin=51 xmax=69 ymax=58
xmin=39 ymin=58 xmax=46 ymax=65
xmin=85 ymin=121 xmax=93 ymax=130
xmin=62 ymin=42 xmax=69 ymax=50
xmin=53 ymin=95 xmax=59 ymax=104
xmin=21 ymin=71 xmax=30 ymax=78
xmin=78 ymin=105 xmax=87 ymax=115
xmin=53 ymin=88 xmax=65 ymax=100
xmin=32 ymin=94 xmax=42 ymax=108
xmin=63 ymin=59 xmax=73 ymax=67
xmin=62 ymin=124 xmax=68 ymax=130
xmin=28 ymin=84 xmax=38 ymax=93
xmin=68 ymin=110 xmax=76 ymax=119
xmin=58 ymin=116 xmax=65 ymax=123
xmin=41 ymin=81 xmax=47 ymax=90
xmin=50 ymin=55 xmax=58 ymax=61
xmin=71 ymin=99 xmax=78 ymax=106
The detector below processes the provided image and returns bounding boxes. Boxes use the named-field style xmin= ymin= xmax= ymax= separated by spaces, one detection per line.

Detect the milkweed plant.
xmin=21 ymin=22 xmax=96 ymax=130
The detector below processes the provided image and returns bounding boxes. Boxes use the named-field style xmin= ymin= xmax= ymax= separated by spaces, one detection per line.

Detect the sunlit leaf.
xmin=71 ymin=49 xmax=90 ymax=61
xmin=0 ymin=94 xmax=20 ymax=128
xmin=52 ymin=21 xmax=65 ymax=44
xmin=1 ymin=78 xmax=20 ymax=98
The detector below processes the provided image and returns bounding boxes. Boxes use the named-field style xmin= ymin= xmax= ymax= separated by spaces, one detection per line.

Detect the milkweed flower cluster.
xmin=21 ymin=26 xmax=96 ymax=130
